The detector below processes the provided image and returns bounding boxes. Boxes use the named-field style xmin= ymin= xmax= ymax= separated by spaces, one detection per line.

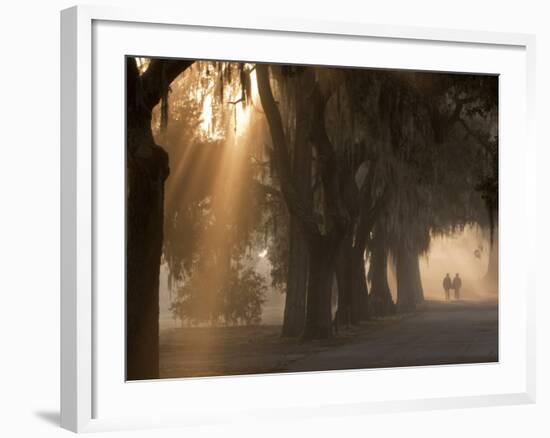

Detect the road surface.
xmin=284 ymin=300 xmax=498 ymax=372
xmin=159 ymin=300 xmax=498 ymax=378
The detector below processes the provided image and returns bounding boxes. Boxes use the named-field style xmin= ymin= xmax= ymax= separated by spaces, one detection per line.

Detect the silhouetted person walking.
xmin=452 ymin=273 xmax=462 ymax=300
xmin=443 ymin=273 xmax=452 ymax=301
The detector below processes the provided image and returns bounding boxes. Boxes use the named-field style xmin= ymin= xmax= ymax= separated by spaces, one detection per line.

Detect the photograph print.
xmin=126 ymin=57 xmax=498 ymax=380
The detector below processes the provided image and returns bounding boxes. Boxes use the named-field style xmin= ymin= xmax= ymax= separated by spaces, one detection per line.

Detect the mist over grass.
xmin=160 ymin=225 xmax=496 ymax=329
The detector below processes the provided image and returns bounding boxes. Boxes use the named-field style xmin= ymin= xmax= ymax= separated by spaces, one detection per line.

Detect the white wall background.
xmin=0 ymin=1 xmax=547 ymax=436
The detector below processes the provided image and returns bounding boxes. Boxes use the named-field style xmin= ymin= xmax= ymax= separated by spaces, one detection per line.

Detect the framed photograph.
xmin=61 ymin=5 xmax=536 ymax=433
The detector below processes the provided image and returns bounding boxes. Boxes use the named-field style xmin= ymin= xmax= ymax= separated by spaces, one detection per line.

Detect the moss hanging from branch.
xmin=160 ymin=64 xmax=170 ymax=131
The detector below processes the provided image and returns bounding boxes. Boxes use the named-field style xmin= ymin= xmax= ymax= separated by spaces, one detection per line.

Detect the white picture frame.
xmin=60 ymin=4 xmax=536 ymax=433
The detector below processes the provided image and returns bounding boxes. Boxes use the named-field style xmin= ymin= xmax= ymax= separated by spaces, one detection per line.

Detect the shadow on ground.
xmin=34 ymin=410 xmax=60 ymax=427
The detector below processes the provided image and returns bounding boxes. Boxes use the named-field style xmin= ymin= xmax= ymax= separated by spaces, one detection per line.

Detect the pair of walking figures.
xmin=443 ymin=273 xmax=462 ymax=300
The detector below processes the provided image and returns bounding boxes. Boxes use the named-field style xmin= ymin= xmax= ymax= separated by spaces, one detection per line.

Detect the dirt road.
xmin=159 ymin=300 xmax=498 ymax=378
xmin=285 ymin=300 xmax=498 ymax=372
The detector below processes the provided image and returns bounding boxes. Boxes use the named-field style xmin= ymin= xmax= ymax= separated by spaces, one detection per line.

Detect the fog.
xmin=160 ymin=225 xmax=496 ymax=329
xmin=403 ymin=226 xmax=496 ymax=302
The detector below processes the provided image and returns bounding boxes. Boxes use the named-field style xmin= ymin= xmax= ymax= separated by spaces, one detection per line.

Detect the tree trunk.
xmin=281 ymin=76 xmax=312 ymax=337
xmin=396 ymin=246 xmax=423 ymax=313
xmin=413 ymin=254 xmax=424 ymax=303
xmin=126 ymin=128 xmax=169 ymax=380
xmin=336 ymin=238 xmax=370 ymax=327
xmin=283 ymin=217 xmax=309 ymax=337
xmin=256 ymin=65 xmax=346 ymax=339
xmin=349 ymin=185 xmax=390 ymax=322
xmin=369 ymin=230 xmax=396 ymax=317
xmin=335 ymin=235 xmax=353 ymax=327
xmin=125 ymin=58 xmax=192 ymax=380
xmin=484 ymin=226 xmax=498 ymax=295
xmin=303 ymin=237 xmax=337 ymax=339
xmin=351 ymin=246 xmax=370 ymax=322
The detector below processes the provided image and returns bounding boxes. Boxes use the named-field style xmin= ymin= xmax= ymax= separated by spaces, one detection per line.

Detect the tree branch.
xmin=140 ymin=59 xmax=194 ymax=111
xmin=355 ymin=179 xmax=391 ymax=252
xmin=255 ymin=64 xmax=320 ymax=239
xmin=309 ymin=86 xmax=351 ymax=234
